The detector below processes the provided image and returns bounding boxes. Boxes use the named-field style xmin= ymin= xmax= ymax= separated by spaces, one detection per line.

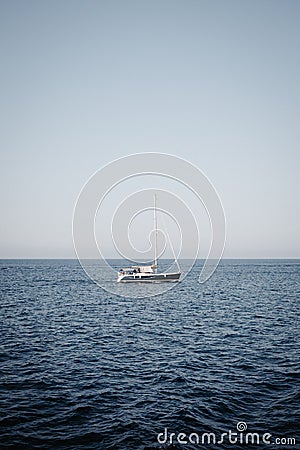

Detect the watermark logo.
xmin=157 ymin=422 xmax=296 ymax=446
xmin=237 ymin=421 xmax=248 ymax=432
xmin=72 ymin=153 xmax=226 ymax=298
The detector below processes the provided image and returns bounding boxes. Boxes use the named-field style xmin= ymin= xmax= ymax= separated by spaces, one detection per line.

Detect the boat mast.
xmin=153 ymin=194 xmax=158 ymax=271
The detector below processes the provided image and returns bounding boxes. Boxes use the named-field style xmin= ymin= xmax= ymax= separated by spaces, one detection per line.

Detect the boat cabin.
xmin=118 ymin=264 xmax=157 ymax=275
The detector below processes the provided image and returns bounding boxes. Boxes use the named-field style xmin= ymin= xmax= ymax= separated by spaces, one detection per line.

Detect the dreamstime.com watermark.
xmin=157 ymin=422 xmax=297 ymax=446
xmin=72 ymin=153 xmax=226 ymax=298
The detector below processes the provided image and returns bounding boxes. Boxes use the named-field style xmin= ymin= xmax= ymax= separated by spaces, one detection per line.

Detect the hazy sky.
xmin=1 ymin=0 xmax=299 ymax=258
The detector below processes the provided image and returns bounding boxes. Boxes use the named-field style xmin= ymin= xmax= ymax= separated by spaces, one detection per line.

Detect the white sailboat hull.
xmin=117 ymin=271 xmax=181 ymax=283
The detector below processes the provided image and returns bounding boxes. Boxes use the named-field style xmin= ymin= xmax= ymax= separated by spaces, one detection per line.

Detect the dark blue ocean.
xmin=0 ymin=259 xmax=299 ymax=449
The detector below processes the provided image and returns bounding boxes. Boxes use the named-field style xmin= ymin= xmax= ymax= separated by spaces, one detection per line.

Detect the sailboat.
xmin=117 ymin=195 xmax=181 ymax=283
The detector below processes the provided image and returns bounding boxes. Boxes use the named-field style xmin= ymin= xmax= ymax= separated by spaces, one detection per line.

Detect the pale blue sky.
xmin=0 ymin=0 xmax=299 ymax=258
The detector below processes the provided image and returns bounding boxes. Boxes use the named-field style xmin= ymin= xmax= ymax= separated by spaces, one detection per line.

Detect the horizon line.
xmin=0 ymin=257 xmax=300 ymax=260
